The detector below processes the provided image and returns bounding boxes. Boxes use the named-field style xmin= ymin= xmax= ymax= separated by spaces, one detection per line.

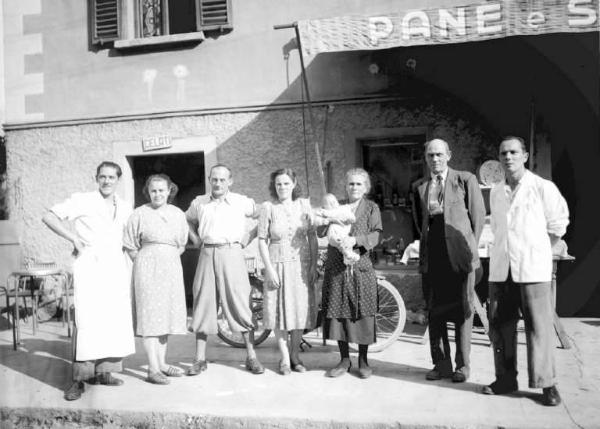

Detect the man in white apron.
xmin=43 ymin=161 xmax=135 ymax=401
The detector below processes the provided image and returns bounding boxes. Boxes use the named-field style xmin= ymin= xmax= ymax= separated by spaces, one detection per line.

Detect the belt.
xmin=203 ymin=242 xmax=241 ymax=248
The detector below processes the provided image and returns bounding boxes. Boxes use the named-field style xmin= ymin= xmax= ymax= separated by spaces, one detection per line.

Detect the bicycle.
xmin=216 ymin=256 xmax=406 ymax=352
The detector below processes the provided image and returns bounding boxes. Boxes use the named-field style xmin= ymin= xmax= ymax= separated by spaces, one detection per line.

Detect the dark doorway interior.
xmin=128 ymin=152 xmax=206 ymax=306
xmin=361 ymin=134 xmax=426 ymax=253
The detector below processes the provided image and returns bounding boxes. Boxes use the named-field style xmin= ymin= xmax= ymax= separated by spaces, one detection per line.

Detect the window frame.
xmin=90 ymin=0 xmax=232 ymax=49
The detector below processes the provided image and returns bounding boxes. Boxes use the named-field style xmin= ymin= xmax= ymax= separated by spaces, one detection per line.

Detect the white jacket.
xmin=489 ymin=170 xmax=569 ymax=283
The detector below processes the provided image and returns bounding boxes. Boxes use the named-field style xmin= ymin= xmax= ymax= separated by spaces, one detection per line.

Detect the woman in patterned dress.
xmin=124 ymin=174 xmax=189 ymax=385
xmin=320 ymin=168 xmax=382 ymax=379
xmin=258 ymin=168 xmax=318 ymax=375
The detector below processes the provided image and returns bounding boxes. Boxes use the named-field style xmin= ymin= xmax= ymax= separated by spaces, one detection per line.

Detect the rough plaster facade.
xmin=6 ymin=99 xmax=497 ymax=269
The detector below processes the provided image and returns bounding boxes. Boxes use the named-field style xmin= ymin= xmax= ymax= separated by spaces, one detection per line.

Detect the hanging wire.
xmin=300 ymin=72 xmax=311 ymax=196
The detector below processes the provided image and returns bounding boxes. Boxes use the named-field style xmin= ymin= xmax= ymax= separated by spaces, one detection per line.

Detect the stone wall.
xmin=5 ymin=98 xmax=498 ymax=266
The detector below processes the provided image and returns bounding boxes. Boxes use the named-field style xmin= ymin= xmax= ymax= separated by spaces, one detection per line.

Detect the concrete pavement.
xmin=0 ymin=316 xmax=599 ymax=429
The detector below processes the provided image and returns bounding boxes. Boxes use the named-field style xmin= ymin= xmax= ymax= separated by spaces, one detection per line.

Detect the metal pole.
xmin=275 ymin=22 xmax=327 ymax=195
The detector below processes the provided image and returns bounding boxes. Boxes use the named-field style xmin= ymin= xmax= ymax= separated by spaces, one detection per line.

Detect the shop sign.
xmin=298 ymin=0 xmax=598 ymax=55
xmin=142 ymin=135 xmax=172 ymax=152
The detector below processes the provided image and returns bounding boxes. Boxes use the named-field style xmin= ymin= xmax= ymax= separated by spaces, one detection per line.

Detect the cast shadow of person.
xmin=0 ymin=336 xmax=72 ymax=391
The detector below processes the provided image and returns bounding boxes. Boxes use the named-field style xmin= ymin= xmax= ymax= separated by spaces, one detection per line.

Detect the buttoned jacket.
xmin=412 ymin=168 xmax=486 ymax=275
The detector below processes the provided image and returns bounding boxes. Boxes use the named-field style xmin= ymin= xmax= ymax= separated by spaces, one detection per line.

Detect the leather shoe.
xmin=245 ymin=357 xmax=265 ymax=374
xmin=452 ymin=367 xmax=470 ymax=383
xmin=358 ymin=364 xmax=373 ymax=379
xmin=425 ymin=368 xmax=452 ymax=381
xmin=186 ymin=360 xmax=208 ymax=376
xmin=481 ymin=379 xmax=518 ymax=395
xmin=89 ymin=372 xmax=123 ymax=386
xmin=64 ymin=381 xmax=84 ymax=401
xmin=326 ymin=360 xmax=351 ymax=378
xmin=542 ymin=386 xmax=561 ymax=406
xmin=292 ymin=362 xmax=307 ymax=373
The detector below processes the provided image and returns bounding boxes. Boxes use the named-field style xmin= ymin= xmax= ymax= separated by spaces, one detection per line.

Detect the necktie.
xmin=436 ymin=174 xmax=444 ymax=206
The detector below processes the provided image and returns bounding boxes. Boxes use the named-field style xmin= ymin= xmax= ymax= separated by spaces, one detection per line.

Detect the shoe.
xmin=146 ymin=371 xmax=170 ymax=385
xmin=186 ymin=360 xmax=208 ymax=376
xmin=542 ymin=386 xmax=561 ymax=406
xmin=358 ymin=364 xmax=373 ymax=379
xmin=326 ymin=360 xmax=351 ymax=378
xmin=452 ymin=367 xmax=470 ymax=383
xmin=279 ymin=360 xmax=291 ymax=376
xmin=292 ymin=362 xmax=307 ymax=373
xmin=481 ymin=379 xmax=519 ymax=395
xmin=426 ymin=368 xmax=452 ymax=381
xmin=245 ymin=357 xmax=265 ymax=374
xmin=64 ymin=381 xmax=84 ymax=401
xmin=89 ymin=372 xmax=123 ymax=386
xmin=161 ymin=366 xmax=184 ymax=377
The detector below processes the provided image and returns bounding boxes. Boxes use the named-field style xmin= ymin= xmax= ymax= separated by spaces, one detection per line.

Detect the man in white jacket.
xmin=43 ymin=162 xmax=135 ymax=401
xmin=483 ymin=136 xmax=569 ymax=406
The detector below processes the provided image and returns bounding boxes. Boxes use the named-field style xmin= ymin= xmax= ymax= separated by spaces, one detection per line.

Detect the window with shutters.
xmin=89 ymin=0 xmax=232 ymax=49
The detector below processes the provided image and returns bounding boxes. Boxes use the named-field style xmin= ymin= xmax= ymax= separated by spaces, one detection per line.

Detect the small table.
xmin=7 ymin=266 xmax=71 ymax=350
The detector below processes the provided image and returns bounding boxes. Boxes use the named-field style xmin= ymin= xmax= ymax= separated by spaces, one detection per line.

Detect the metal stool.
xmin=6 ymin=262 xmax=71 ymax=350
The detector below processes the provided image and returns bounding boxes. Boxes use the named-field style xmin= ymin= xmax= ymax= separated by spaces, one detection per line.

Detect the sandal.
xmin=161 ymin=366 xmax=184 ymax=377
xmin=146 ymin=371 xmax=170 ymax=385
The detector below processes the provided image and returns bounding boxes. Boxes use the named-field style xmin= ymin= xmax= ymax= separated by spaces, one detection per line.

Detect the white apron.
xmin=51 ymin=191 xmax=135 ymax=361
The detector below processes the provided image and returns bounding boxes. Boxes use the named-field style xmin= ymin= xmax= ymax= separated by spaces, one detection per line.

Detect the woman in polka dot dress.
xmin=124 ymin=174 xmax=189 ymax=385
xmin=320 ymin=168 xmax=382 ymax=379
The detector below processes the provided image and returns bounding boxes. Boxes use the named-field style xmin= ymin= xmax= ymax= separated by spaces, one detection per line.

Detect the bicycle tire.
xmin=217 ymin=279 xmax=271 ymax=348
xmin=350 ymin=277 xmax=406 ymax=353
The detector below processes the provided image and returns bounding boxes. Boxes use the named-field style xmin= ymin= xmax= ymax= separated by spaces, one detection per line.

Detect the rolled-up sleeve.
xmin=50 ymin=193 xmax=82 ymax=221
xmin=123 ymin=210 xmax=141 ymax=251
xmin=542 ymin=181 xmax=569 ymax=237
xmin=185 ymin=198 xmax=200 ymax=225
xmin=245 ymin=196 xmax=258 ymax=219
xmin=354 ymin=203 xmax=382 ymax=251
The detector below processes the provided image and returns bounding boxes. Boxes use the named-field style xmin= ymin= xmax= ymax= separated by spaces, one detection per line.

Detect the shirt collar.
xmin=209 ymin=191 xmax=232 ymax=204
xmin=430 ymin=168 xmax=449 ymax=182
xmin=503 ymin=169 xmax=528 ymax=189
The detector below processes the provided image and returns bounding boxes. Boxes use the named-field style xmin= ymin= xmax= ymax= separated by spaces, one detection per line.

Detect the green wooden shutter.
xmin=197 ymin=0 xmax=232 ymax=31
xmin=90 ymin=0 xmax=121 ymax=45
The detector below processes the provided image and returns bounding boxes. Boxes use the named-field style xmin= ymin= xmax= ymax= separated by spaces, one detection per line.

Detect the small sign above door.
xmin=142 ymin=135 xmax=172 ymax=152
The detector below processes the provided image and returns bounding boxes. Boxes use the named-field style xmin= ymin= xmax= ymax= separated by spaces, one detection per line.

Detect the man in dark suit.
xmin=412 ymin=138 xmax=486 ymax=382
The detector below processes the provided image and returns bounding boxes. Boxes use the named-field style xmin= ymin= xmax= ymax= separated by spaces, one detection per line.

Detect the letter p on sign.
xmin=369 ymin=16 xmax=393 ymax=45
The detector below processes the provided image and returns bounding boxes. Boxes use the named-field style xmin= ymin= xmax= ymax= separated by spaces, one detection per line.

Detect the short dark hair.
xmin=209 ymin=164 xmax=232 ymax=179
xmin=501 ymin=136 xmax=528 ymax=153
xmin=142 ymin=174 xmax=179 ymax=203
xmin=269 ymin=168 xmax=302 ymax=201
xmin=96 ymin=161 xmax=122 ymax=178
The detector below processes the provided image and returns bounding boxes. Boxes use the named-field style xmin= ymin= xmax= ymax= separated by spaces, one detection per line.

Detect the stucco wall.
xmin=6 ymin=99 xmax=496 ymax=266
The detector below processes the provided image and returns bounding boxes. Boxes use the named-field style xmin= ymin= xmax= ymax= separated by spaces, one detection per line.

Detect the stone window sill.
xmin=114 ymin=32 xmax=205 ymax=50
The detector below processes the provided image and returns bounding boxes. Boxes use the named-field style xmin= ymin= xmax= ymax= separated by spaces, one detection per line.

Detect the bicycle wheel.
xmin=350 ymin=277 xmax=406 ymax=353
xmin=217 ymin=278 xmax=271 ymax=348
